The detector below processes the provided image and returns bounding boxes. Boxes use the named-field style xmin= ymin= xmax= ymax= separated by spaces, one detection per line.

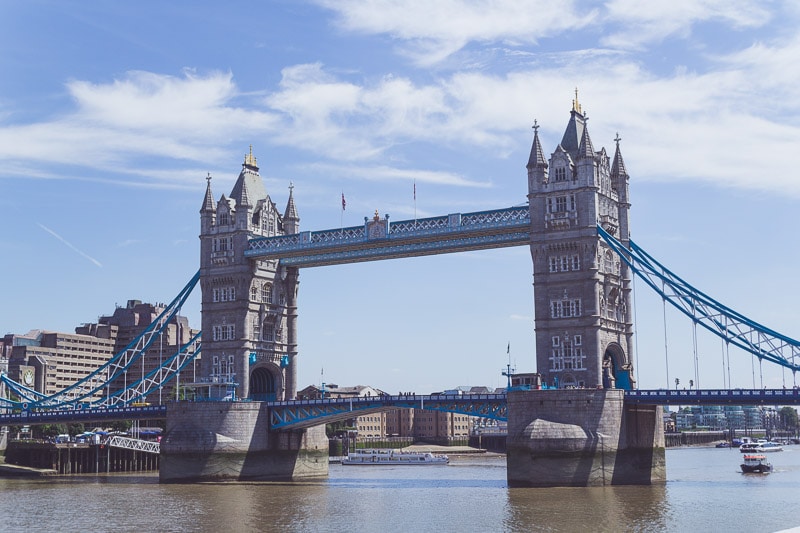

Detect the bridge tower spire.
xmin=527 ymin=96 xmax=635 ymax=390
xmin=198 ymin=147 xmax=299 ymax=401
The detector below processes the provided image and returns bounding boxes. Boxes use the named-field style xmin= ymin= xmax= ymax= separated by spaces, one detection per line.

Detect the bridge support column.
xmin=159 ymin=401 xmax=328 ymax=482
xmin=506 ymin=389 xmax=665 ymax=487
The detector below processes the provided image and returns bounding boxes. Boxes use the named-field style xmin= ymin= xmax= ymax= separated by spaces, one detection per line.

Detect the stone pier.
xmin=506 ymin=389 xmax=665 ymax=487
xmin=160 ymin=401 xmax=328 ymax=482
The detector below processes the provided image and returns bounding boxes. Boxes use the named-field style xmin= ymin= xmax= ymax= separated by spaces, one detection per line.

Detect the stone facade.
xmin=160 ymin=401 xmax=328 ymax=482
xmin=198 ymin=148 xmax=300 ymax=401
xmin=527 ymin=94 xmax=635 ymax=390
xmin=506 ymin=389 xmax=665 ymax=486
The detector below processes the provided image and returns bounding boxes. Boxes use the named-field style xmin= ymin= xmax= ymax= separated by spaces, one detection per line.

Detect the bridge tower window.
xmin=261 ymin=283 xmax=272 ymax=304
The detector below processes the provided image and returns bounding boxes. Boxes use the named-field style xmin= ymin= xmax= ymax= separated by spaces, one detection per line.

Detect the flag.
xmin=413 ymin=181 xmax=416 ymax=201
xmin=341 ymin=192 xmax=346 ymax=211
xmin=507 ymin=342 xmax=510 ymax=354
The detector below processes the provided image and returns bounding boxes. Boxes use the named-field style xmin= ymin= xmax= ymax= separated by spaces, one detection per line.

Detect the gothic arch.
xmin=249 ymin=364 xmax=282 ymax=401
xmin=602 ymin=342 xmax=632 ymax=390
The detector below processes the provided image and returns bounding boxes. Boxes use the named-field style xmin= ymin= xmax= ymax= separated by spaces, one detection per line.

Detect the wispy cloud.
xmin=315 ymin=0 xmax=598 ymax=66
xmin=38 ymin=224 xmax=103 ymax=267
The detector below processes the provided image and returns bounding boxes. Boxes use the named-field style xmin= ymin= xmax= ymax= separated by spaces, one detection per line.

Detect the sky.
xmin=1 ymin=0 xmax=799 ymax=395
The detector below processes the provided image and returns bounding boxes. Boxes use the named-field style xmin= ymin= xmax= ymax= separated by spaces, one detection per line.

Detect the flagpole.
xmin=413 ymin=180 xmax=417 ymax=228
xmin=340 ymin=191 xmax=345 ymax=235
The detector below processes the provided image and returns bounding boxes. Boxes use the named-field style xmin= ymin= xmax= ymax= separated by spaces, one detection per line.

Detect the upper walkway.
xmin=245 ymin=206 xmax=531 ymax=267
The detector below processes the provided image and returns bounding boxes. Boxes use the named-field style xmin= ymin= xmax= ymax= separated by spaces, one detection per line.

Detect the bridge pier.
xmin=159 ymin=401 xmax=328 ymax=482
xmin=506 ymin=389 xmax=665 ymax=487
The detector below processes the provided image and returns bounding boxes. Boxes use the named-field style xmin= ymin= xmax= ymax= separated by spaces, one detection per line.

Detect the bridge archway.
xmin=250 ymin=365 xmax=280 ymax=401
xmin=603 ymin=343 xmax=632 ymax=390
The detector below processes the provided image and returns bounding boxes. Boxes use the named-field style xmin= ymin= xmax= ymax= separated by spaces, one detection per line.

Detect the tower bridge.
xmin=5 ymin=95 xmax=800 ymax=486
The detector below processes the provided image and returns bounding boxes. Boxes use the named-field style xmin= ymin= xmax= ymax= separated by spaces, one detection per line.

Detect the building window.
xmin=554 ymin=167 xmax=566 ymax=182
xmin=550 ymin=337 xmax=586 ymax=372
xmin=212 ymin=324 xmax=236 ymax=341
xmin=550 ymin=298 xmax=582 ymax=318
xmin=219 ymin=212 xmax=230 ymax=226
xmin=548 ymin=254 xmax=581 ymax=273
xmin=547 ymin=194 xmax=576 ymax=214
xmin=212 ymin=236 xmax=233 ymax=253
xmin=250 ymin=286 xmax=258 ymax=301
xmin=261 ymin=283 xmax=272 ymax=304
xmin=212 ymin=287 xmax=236 ymax=302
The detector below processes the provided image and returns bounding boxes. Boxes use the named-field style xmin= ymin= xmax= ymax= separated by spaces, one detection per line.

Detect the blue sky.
xmin=2 ymin=1 xmax=799 ymax=394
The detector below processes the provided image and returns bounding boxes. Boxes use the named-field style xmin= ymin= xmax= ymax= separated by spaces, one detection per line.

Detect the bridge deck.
xmin=2 ymin=389 xmax=797 ymax=427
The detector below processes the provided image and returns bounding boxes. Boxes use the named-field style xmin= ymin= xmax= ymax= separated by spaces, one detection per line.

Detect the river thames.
xmin=1 ymin=447 xmax=798 ymax=532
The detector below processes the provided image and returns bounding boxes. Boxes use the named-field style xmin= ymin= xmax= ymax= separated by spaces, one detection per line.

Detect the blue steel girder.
xmin=0 ymin=405 xmax=167 ymax=426
xmin=625 ymin=388 xmax=800 ymax=406
xmin=246 ymin=206 xmax=531 ymax=267
xmin=269 ymin=394 xmax=507 ymax=430
xmin=597 ymin=225 xmax=800 ymax=374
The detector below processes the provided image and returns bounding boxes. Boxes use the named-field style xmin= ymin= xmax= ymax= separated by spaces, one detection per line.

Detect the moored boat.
xmin=740 ymin=454 xmax=772 ymax=474
xmin=740 ymin=441 xmax=783 ymax=453
xmin=342 ymin=449 xmax=449 ymax=465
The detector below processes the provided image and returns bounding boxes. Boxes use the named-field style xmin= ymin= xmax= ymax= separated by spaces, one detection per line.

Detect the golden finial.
xmin=244 ymin=144 xmax=258 ymax=168
xmin=373 ymin=209 xmax=380 ymax=221
xmin=572 ymin=87 xmax=582 ymax=114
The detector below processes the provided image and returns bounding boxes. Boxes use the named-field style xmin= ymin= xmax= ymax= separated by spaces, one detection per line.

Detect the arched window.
xmin=261 ymin=283 xmax=272 ymax=304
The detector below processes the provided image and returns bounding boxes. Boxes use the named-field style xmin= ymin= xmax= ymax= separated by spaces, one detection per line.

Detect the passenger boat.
xmin=342 ymin=449 xmax=449 ymax=465
xmin=740 ymin=441 xmax=783 ymax=453
xmin=740 ymin=454 xmax=772 ymax=474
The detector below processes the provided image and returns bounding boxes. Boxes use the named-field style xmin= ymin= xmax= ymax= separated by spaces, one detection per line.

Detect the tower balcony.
xmin=598 ymin=215 xmax=618 ymax=235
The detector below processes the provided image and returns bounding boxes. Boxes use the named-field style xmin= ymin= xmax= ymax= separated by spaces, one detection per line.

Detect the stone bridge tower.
xmin=527 ymin=94 xmax=635 ymax=390
xmin=198 ymin=148 xmax=300 ymax=401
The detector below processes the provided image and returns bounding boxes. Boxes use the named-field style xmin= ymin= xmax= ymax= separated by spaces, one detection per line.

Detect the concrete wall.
xmin=506 ymin=389 xmax=665 ymax=487
xmin=160 ymin=401 xmax=328 ymax=482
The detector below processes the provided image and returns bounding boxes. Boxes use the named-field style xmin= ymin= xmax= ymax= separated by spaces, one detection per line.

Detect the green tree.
xmin=40 ymin=424 xmax=68 ymax=438
xmin=779 ymin=406 xmax=798 ymax=430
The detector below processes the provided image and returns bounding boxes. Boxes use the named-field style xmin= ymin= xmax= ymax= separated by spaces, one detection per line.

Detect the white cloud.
xmin=0 ymin=70 xmax=275 ymax=171
xmin=314 ymin=0 xmax=598 ymax=65
xmin=303 ymin=162 xmax=489 ymax=188
xmin=4 ymin=7 xmax=800 ymax=197
xmin=601 ymin=0 xmax=772 ymax=49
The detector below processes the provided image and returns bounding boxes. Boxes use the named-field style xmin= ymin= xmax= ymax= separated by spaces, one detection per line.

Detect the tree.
xmin=779 ymin=406 xmax=798 ymax=431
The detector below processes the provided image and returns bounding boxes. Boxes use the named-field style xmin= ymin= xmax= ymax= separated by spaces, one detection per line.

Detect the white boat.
xmin=740 ymin=441 xmax=784 ymax=453
xmin=342 ymin=449 xmax=449 ymax=465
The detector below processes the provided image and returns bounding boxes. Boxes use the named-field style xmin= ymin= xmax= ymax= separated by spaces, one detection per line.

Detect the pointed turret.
xmin=230 ymin=145 xmax=267 ymax=206
xmin=611 ymin=133 xmax=631 ymax=241
xmin=238 ymin=176 xmax=252 ymax=208
xmin=559 ymin=89 xmax=586 ymax=159
xmin=200 ymin=173 xmax=216 ymax=213
xmin=577 ymin=116 xmax=595 ymax=160
xmin=526 ymin=120 xmax=548 ymax=170
xmin=526 ymin=120 xmax=549 ymax=195
xmin=611 ymin=133 xmax=628 ymax=180
xmin=200 ymin=173 xmax=217 ymax=235
xmin=283 ymin=182 xmax=300 ymax=235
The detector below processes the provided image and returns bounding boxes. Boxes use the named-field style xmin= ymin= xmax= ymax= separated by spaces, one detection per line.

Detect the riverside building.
xmin=3 ymin=301 xmax=198 ymax=404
